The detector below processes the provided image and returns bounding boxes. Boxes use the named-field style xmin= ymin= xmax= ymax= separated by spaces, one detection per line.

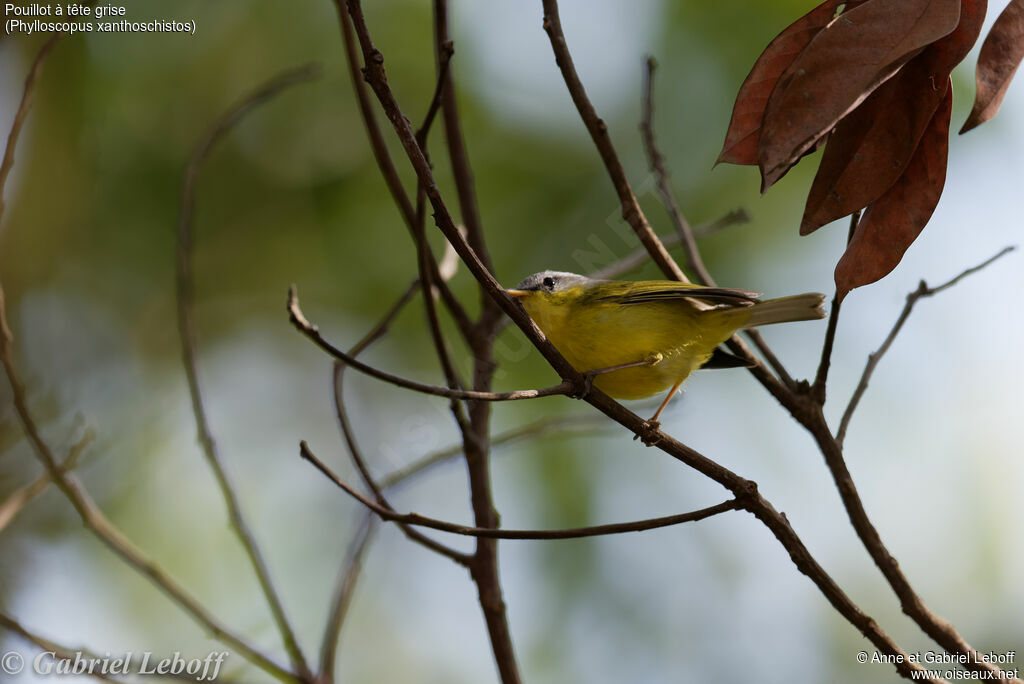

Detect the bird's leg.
xmin=572 ymin=353 xmax=663 ymax=399
xmin=633 ymin=380 xmax=682 ymax=446
xmin=649 ymin=380 xmax=682 ymax=425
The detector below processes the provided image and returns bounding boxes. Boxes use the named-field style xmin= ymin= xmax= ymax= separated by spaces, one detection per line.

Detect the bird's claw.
xmin=570 ymin=372 xmax=595 ymax=400
xmin=632 ymin=420 xmax=662 ymax=446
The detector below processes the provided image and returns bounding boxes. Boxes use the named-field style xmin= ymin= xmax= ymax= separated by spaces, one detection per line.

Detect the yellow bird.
xmin=507 ymin=271 xmax=825 ymax=426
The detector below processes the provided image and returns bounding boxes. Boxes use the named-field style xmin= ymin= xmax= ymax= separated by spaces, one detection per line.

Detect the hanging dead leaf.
xmin=961 ymin=0 xmax=1024 ymax=133
xmin=835 ymin=83 xmax=952 ymax=300
xmin=717 ymin=0 xmax=867 ymax=166
xmin=800 ymin=0 xmax=985 ymax=235
xmin=758 ymin=0 xmax=961 ymax=191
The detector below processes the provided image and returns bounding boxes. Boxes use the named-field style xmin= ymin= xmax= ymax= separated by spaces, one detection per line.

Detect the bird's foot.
xmin=569 ymin=372 xmax=595 ymax=400
xmin=632 ymin=420 xmax=662 ymax=446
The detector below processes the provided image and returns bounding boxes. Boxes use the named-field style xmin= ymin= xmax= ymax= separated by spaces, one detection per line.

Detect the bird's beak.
xmin=505 ymin=289 xmax=529 ymax=298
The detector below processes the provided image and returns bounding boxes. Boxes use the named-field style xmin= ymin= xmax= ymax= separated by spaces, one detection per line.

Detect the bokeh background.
xmin=1 ymin=0 xmax=1021 ymax=682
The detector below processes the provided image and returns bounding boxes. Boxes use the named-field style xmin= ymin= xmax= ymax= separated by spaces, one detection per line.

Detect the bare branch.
xmin=805 ymin=402 xmax=1011 ymax=682
xmin=811 ymin=211 xmax=861 ymax=403
xmin=0 ymin=36 xmax=61 ymax=226
xmin=640 ymin=57 xmax=711 ymax=284
xmin=415 ymin=40 xmax=454 ymax=151
xmin=694 ymin=208 xmax=751 ymax=238
xmin=563 ymin=389 xmax=940 ymax=681
xmin=540 ymin=1 xmax=687 ymax=283
xmin=0 ymin=428 xmax=93 ymax=534
xmin=288 ymin=286 xmax=573 ymax=401
xmin=301 ymin=441 xmax=739 ymax=539
xmin=408 ymin=41 xmax=473 ymax=431
xmin=432 ymin=0 xmax=491 ymax=279
xmin=350 ymin=281 xmax=421 ymax=359
xmin=318 ymin=512 xmax=377 ymax=681
xmin=317 ymin=261 xmax=476 ymax=676
xmin=177 ymin=64 xmax=319 ymax=681
xmin=334 ymin=0 xmax=474 ymax=342
xmin=331 ymin=363 xmax=471 ymax=566
xmin=313 ymin=281 xmax=421 ymax=678
xmin=837 ymin=246 xmax=1016 ymax=446
xmin=0 ymin=51 xmax=297 ymax=683
xmin=796 ymin=248 xmax=1020 ymax=682
xmin=421 ymin=24 xmax=518 ymax=676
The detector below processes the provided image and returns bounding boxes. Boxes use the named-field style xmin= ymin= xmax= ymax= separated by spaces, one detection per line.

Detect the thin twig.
xmin=432 ymin=0 xmax=491 ymax=277
xmin=317 ymin=512 xmax=377 ymax=680
xmin=317 ymin=293 xmax=602 ymax=673
xmin=379 ymin=414 xmax=609 ymax=490
xmin=302 ymin=441 xmax=740 ymax=539
xmin=589 ymin=211 xmax=750 ymax=281
xmin=694 ymin=209 xmax=751 ymax=237
xmin=0 ymin=428 xmax=93 ymax=534
xmin=342 ymin=5 xmax=517 ymax=652
xmin=640 ymin=56 xmax=711 ymax=284
xmin=540 ymin=1 xmax=687 ymax=283
xmin=334 ymin=0 xmax=474 ymax=343
xmin=415 ymin=41 xmax=454 ymax=151
xmin=316 ymin=282 xmax=421 ymax=681
xmin=837 ymin=246 xmax=1016 ymax=446
xmin=805 ymin=401 xmax=1009 ymax=681
xmin=811 ymin=211 xmax=861 ymax=403
xmin=0 ymin=36 xmax=61 ymax=226
xmin=331 ymin=363 xmax=471 ymax=566
xmin=177 ymin=64 xmax=319 ymax=681
xmin=425 ymin=25 xmax=514 ymax=683
xmin=408 ymin=37 xmax=472 ymax=432
xmin=638 ymin=56 xmax=796 ymax=390
xmin=348 ymin=281 xmax=421 ymax=359
xmin=288 ymin=286 xmax=573 ymax=401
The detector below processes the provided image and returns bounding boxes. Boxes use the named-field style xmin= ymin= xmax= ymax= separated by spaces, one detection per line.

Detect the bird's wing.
xmin=596 ymin=282 xmax=761 ymax=307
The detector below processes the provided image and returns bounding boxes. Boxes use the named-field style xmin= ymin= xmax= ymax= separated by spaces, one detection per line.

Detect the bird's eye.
xmin=542 ymin=276 xmax=556 ymax=290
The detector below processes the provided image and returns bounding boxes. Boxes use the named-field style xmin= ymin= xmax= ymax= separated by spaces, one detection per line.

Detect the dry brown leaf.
xmin=800 ymin=0 xmax=985 ymax=234
xmin=758 ymin=0 xmax=961 ymax=191
xmin=717 ymin=0 xmax=867 ymax=166
xmin=961 ymin=0 xmax=1024 ymax=132
xmin=835 ymin=83 xmax=952 ymax=300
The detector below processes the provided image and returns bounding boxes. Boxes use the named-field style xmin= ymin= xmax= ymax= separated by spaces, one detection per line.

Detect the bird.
xmin=506 ymin=270 xmax=825 ymax=428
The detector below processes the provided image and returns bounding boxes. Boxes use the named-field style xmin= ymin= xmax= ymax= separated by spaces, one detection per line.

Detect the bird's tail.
xmin=741 ymin=293 xmax=826 ymax=328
